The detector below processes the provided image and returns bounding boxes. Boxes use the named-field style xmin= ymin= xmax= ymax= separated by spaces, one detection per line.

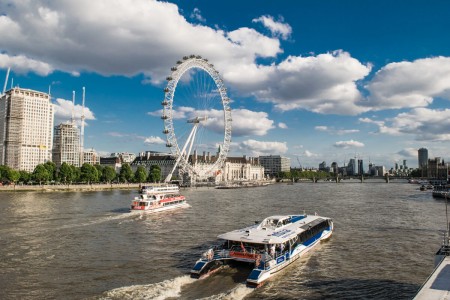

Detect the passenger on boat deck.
xmin=270 ymin=244 xmax=275 ymax=257
xmin=280 ymin=243 xmax=285 ymax=253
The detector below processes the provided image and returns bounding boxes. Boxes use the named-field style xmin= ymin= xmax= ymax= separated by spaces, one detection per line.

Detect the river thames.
xmin=0 ymin=181 xmax=446 ymax=299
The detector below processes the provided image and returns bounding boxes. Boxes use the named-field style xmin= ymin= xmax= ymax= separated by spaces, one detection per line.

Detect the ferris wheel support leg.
xmin=164 ymin=123 xmax=200 ymax=183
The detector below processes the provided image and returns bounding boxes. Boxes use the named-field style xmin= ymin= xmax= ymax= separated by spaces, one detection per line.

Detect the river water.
xmin=0 ymin=181 xmax=446 ymax=299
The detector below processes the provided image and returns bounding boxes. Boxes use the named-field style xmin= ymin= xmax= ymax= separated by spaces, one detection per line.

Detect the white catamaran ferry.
xmin=191 ymin=213 xmax=333 ymax=287
xmin=130 ymin=184 xmax=188 ymax=213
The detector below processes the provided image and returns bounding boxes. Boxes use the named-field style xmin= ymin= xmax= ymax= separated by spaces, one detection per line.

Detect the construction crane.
xmin=2 ymin=67 xmax=10 ymax=95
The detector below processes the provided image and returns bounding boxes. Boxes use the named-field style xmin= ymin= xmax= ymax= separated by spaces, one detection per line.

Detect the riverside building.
xmin=259 ymin=155 xmax=290 ymax=177
xmin=52 ymin=122 xmax=81 ymax=168
xmin=0 ymin=88 xmax=54 ymax=172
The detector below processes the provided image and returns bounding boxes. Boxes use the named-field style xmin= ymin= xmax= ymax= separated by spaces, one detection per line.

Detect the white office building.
xmin=0 ymin=88 xmax=54 ymax=172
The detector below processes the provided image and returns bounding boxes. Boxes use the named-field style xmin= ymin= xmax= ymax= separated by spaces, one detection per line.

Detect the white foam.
xmin=198 ymin=284 xmax=254 ymax=300
xmin=101 ymin=275 xmax=195 ymax=300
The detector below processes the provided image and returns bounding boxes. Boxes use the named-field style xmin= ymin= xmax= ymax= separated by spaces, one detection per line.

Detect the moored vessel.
xmin=190 ymin=213 xmax=333 ymax=287
xmin=130 ymin=184 xmax=188 ymax=213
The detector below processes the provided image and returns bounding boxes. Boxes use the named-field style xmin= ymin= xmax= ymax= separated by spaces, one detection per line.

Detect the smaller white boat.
xmin=130 ymin=184 xmax=188 ymax=213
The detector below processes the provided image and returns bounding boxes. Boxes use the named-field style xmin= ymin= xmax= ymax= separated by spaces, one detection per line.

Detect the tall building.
xmin=347 ymin=159 xmax=356 ymax=176
xmin=52 ymin=123 xmax=80 ymax=168
xmin=0 ymin=88 xmax=54 ymax=172
xmin=418 ymin=148 xmax=428 ymax=168
xmin=358 ymin=159 xmax=364 ymax=175
xmin=258 ymin=155 xmax=290 ymax=177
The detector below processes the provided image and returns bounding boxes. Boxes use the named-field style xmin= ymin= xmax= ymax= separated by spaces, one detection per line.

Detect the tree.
xmin=134 ymin=166 xmax=147 ymax=183
xmin=102 ymin=166 xmax=116 ymax=184
xmin=33 ymin=164 xmax=50 ymax=185
xmin=119 ymin=163 xmax=134 ymax=183
xmin=70 ymin=165 xmax=81 ymax=183
xmin=7 ymin=168 xmax=20 ymax=187
xmin=147 ymin=165 xmax=161 ymax=183
xmin=80 ymin=163 xmax=98 ymax=184
xmin=44 ymin=161 xmax=57 ymax=181
xmin=19 ymin=170 xmax=31 ymax=184
xmin=0 ymin=165 xmax=10 ymax=182
xmin=58 ymin=162 xmax=73 ymax=184
xmin=94 ymin=164 xmax=104 ymax=183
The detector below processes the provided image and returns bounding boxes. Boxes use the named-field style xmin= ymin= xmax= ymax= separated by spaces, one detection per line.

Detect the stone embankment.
xmin=0 ymin=183 xmax=142 ymax=192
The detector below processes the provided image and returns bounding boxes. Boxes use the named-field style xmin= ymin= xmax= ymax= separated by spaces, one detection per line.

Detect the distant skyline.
xmin=1 ymin=0 xmax=450 ymax=168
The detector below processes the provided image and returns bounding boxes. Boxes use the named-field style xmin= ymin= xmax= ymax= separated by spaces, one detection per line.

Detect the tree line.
xmin=0 ymin=162 xmax=162 ymax=186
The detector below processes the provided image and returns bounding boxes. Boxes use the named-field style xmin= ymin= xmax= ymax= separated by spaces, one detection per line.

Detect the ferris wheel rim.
xmin=162 ymin=55 xmax=232 ymax=178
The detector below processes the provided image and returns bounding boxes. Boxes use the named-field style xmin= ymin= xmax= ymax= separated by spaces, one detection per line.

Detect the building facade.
xmin=418 ymin=148 xmax=428 ymax=169
xmin=259 ymin=155 xmax=290 ymax=177
xmin=0 ymin=88 xmax=54 ymax=172
xmin=427 ymin=157 xmax=447 ymax=179
xmin=52 ymin=122 xmax=80 ymax=168
xmin=131 ymin=151 xmax=265 ymax=183
xmin=82 ymin=149 xmax=100 ymax=165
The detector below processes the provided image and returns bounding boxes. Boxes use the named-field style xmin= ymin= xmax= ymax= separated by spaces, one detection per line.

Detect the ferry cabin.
xmin=130 ymin=191 xmax=185 ymax=210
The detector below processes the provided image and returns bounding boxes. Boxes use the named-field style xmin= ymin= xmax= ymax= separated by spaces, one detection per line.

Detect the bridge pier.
xmin=385 ymin=174 xmax=390 ymax=183
xmin=360 ymin=175 xmax=364 ymax=183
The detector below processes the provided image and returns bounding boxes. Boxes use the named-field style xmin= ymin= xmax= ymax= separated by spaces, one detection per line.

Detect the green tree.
xmin=102 ymin=166 xmax=116 ymax=184
xmin=147 ymin=165 xmax=161 ymax=183
xmin=80 ymin=163 xmax=98 ymax=184
xmin=44 ymin=161 xmax=57 ymax=181
xmin=58 ymin=162 xmax=73 ymax=184
xmin=0 ymin=165 xmax=10 ymax=181
xmin=19 ymin=170 xmax=31 ymax=184
xmin=33 ymin=164 xmax=50 ymax=185
xmin=70 ymin=165 xmax=81 ymax=183
xmin=94 ymin=164 xmax=104 ymax=183
xmin=7 ymin=168 xmax=20 ymax=187
xmin=119 ymin=163 xmax=134 ymax=183
xmin=134 ymin=166 xmax=147 ymax=183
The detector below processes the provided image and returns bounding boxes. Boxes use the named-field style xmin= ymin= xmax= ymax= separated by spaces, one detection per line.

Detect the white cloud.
xmin=397 ymin=148 xmax=417 ymax=158
xmin=53 ymin=98 xmax=95 ymax=126
xmin=0 ymin=0 xmax=378 ymax=116
xmin=374 ymin=108 xmax=450 ymax=141
xmin=278 ymin=122 xmax=288 ymax=129
xmin=228 ymin=51 xmax=372 ymax=115
xmin=0 ymin=53 xmax=53 ymax=76
xmin=333 ymin=140 xmax=365 ymax=149
xmin=303 ymin=150 xmax=318 ymax=157
xmin=148 ymin=107 xmax=275 ymax=137
xmin=315 ymin=125 xmax=359 ymax=135
xmin=252 ymin=15 xmax=292 ymax=40
xmin=190 ymin=8 xmax=206 ymax=23
xmin=365 ymin=56 xmax=450 ymax=110
xmin=0 ymin=0 xmax=282 ymax=84
xmin=237 ymin=139 xmax=288 ymax=156
xmin=144 ymin=136 xmax=166 ymax=144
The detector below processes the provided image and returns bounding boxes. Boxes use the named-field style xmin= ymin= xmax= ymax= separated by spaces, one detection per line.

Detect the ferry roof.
xmin=217 ymin=214 xmax=330 ymax=245
xmin=414 ymin=255 xmax=450 ymax=300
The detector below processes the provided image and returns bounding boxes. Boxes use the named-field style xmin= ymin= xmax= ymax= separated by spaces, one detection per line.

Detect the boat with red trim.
xmin=130 ymin=184 xmax=188 ymax=212
xmin=190 ymin=213 xmax=333 ymax=287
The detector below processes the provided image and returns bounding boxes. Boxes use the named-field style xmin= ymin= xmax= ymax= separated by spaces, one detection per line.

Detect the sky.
xmin=1 ymin=0 xmax=450 ymax=169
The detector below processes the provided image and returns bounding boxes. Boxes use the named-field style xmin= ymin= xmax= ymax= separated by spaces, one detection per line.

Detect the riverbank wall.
xmin=0 ymin=183 xmax=142 ymax=192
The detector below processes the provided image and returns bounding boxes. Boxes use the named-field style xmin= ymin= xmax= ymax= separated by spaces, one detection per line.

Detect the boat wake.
xmin=100 ymin=275 xmax=195 ymax=299
xmin=58 ymin=212 xmax=139 ymax=230
xmin=197 ymin=284 xmax=253 ymax=300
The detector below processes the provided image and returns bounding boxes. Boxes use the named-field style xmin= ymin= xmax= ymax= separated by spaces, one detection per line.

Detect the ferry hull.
xmin=130 ymin=202 xmax=190 ymax=213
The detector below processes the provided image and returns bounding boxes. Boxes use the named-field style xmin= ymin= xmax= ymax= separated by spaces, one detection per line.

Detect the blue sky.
xmin=1 ymin=0 xmax=450 ymax=168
